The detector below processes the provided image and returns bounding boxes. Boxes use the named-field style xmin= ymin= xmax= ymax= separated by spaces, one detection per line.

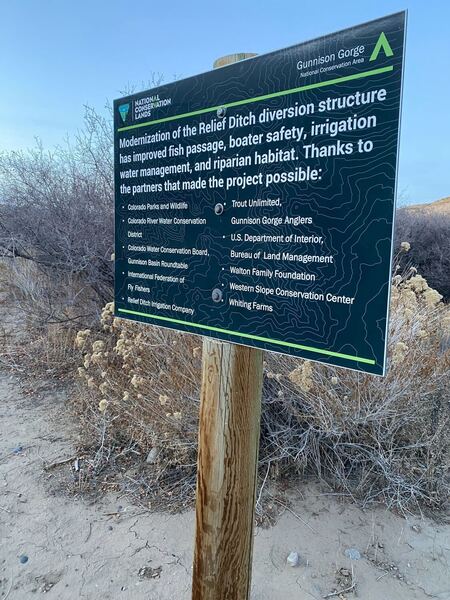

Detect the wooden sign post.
xmin=192 ymin=54 xmax=262 ymax=600
xmin=192 ymin=339 xmax=263 ymax=599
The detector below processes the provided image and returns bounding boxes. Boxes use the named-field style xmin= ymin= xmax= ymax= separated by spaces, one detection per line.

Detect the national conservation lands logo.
xmin=117 ymin=95 xmax=173 ymax=127
xmin=134 ymin=94 xmax=172 ymax=120
xmin=118 ymin=103 xmax=130 ymax=123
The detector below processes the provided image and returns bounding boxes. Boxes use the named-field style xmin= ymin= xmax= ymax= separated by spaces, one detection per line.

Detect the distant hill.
xmin=405 ymin=196 xmax=450 ymax=214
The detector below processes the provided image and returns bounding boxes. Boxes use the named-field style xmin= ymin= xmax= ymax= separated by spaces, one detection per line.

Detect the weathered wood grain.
xmin=192 ymin=338 xmax=263 ymax=600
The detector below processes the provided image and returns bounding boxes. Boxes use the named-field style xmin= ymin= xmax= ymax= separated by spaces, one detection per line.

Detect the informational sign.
xmin=114 ymin=12 xmax=406 ymax=375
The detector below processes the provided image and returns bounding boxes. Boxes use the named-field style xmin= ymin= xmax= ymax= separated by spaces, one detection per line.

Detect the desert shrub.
xmin=76 ymin=266 xmax=450 ymax=512
xmin=260 ymin=269 xmax=449 ymax=511
xmin=0 ymin=321 xmax=79 ymax=378
xmin=0 ymin=256 xmax=87 ymax=378
xmin=0 ymin=107 xmax=114 ymax=325
xmin=394 ymin=208 xmax=450 ymax=301
xmin=0 ymin=76 xmax=166 ymax=328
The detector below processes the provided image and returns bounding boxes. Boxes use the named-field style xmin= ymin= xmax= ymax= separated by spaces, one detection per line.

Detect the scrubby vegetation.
xmin=74 ymin=266 xmax=450 ymax=513
xmin=394 ymin=207 xmax=450 ymax=302
xmin=0 ymin=108 xmax=114 ymax=325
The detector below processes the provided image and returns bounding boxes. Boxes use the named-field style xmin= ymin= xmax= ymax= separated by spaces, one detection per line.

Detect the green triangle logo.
xmin=369 ymin=32 xmax=394 ymax=61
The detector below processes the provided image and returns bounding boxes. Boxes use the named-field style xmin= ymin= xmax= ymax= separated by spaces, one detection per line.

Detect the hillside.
xmin=406 ymin=196 xmax=450 ymax=214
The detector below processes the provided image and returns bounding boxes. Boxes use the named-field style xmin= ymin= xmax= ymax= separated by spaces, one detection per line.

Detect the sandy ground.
xmin=1 ymin=371 xmax=449 ymax=600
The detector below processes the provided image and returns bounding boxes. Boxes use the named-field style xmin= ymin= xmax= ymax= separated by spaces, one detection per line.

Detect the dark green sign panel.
xmin=114 ymin=12 xmax=406 ymax=375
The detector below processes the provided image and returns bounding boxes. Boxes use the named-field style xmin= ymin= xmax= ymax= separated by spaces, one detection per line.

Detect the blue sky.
xmin=1 ymin=0 xmax=449 ymax=204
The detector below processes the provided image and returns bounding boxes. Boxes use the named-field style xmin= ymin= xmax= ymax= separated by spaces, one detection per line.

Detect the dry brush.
xmin=75 ymin=263 xmax=450 ymax=513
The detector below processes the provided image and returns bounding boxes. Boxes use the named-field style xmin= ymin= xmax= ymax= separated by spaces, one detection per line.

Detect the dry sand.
xmin=1 ymin=371 xmax=449 ymax=600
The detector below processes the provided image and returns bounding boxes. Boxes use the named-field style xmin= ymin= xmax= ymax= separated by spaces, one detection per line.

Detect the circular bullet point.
xmin=214 ymin=203 xmax=224 ymax=215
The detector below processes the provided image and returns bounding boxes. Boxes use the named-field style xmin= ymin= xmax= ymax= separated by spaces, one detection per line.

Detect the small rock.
xmin=146 ymin=448 xmax=159 ymax=464
xmin=344 ymin=548 xmax=361 ymax=561
xmin=287 ymin=551 xmax=300 ymax=567
xmin=19 ymin=555 xmax=29 ymax=564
